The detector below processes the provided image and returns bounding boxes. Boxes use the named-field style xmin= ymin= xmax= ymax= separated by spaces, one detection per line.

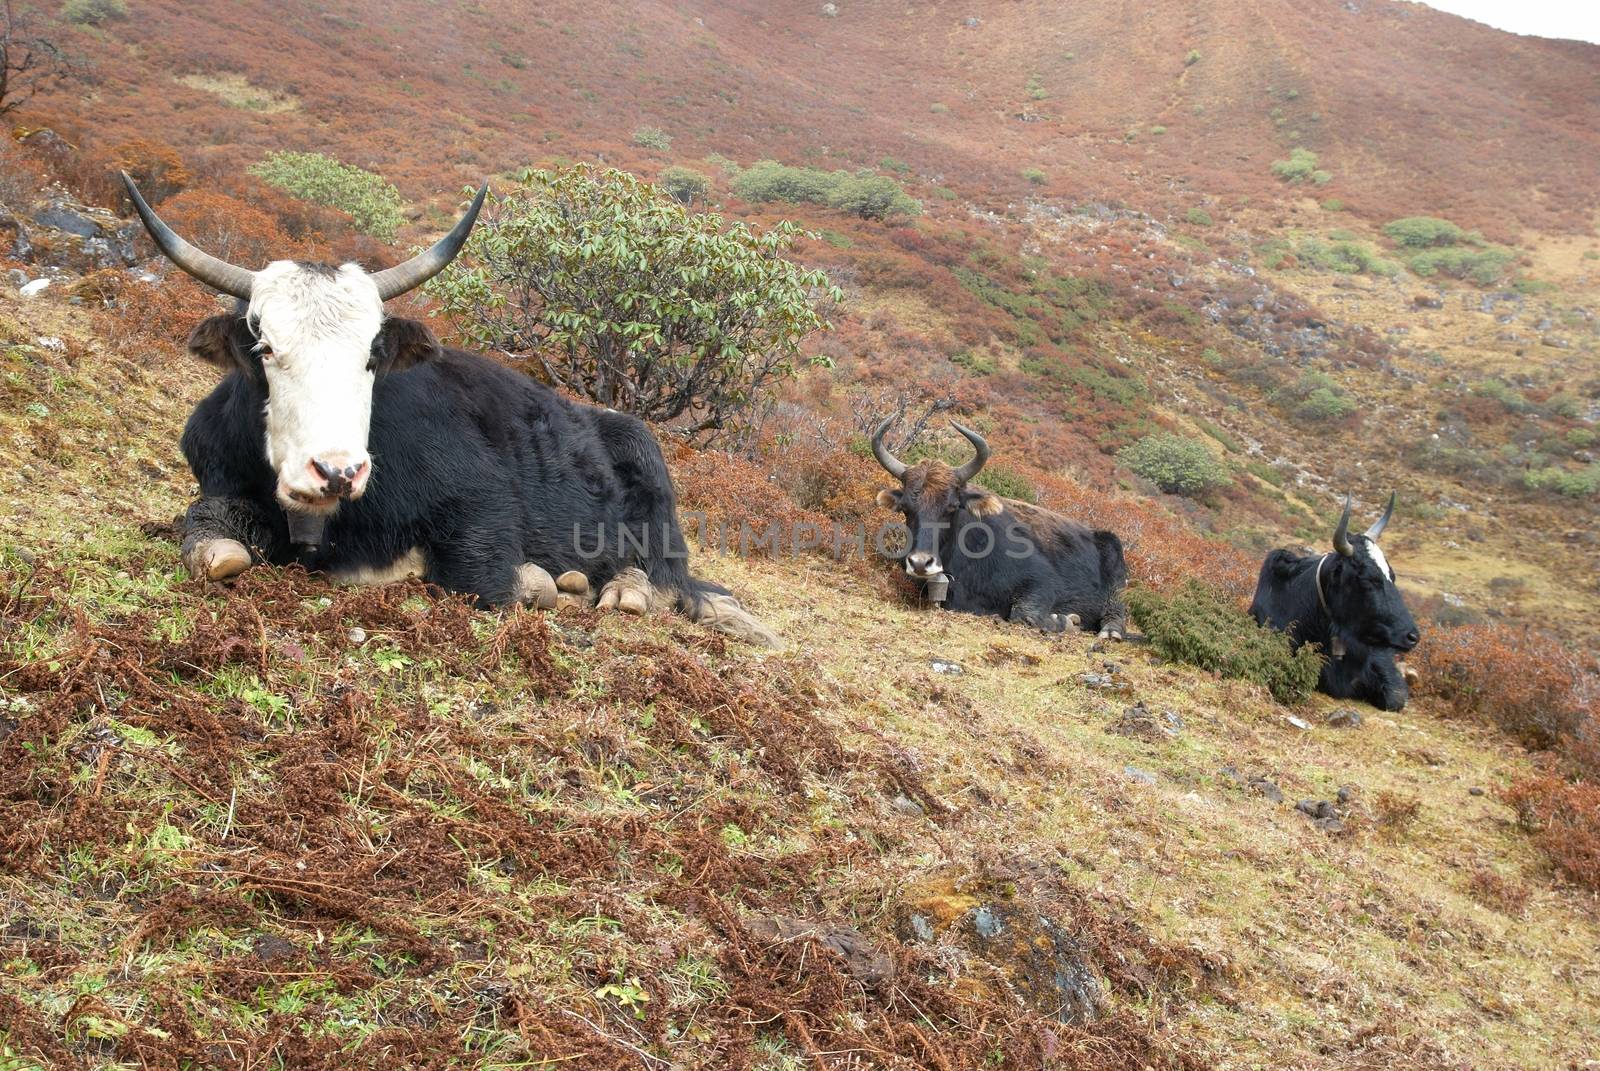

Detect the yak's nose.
xmin=1400 ymin=629 xmax=1420 ymax=650
xmin=905 ymin=551 xmax=939 ymax=575
xmin=309 ymin=456 xmax=370 ymax=498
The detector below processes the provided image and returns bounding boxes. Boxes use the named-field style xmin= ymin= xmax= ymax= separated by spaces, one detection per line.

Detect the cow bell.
xmin=286 ymin=511 xmax=327 ymax=554
xmin=924 ymin=571 xmax=951 ymax=604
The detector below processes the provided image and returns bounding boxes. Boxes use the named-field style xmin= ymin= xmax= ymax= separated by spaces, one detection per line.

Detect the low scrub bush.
xmin=1522 ymin=463 xmax=1600 ymax=498
xmin=972 ymin=464 xmax=1037 ymax=504
xmin=1383 ymin=216 xmax=1464 ymax=248
xmin=658 ymin=165 xmax=710 ymax=205
xmin=732 ymin=160 xmax=920 ymax=220
xmin=63 ymin=0 xmax=126 ymax=23
xmin=1273 ymin=372 xmax=1357 ymax=424
xmin=1126 ymin=581 xmax=1324 ymax=703
xmin=1119 ymin=433 xmax=1231 ymax=496
xmin=826 ymin=174 xmax=922 ymax=220
xmin=1408 ymin=245 xmax=1511 ymax=285
xmin=1270 ymin=148 xmax=1329 ymax=185
xmin=247 ymin=151 xmax=404 ymax=240
xmin=1412 ymin=624 xmax=1590 ymax=748
xmin=1295 ymin=237 xmax=1398 ymax=276
xmin=1185 ymin=207 xmax=1213 ymax=227
xmin=631 ymin=126 xmax=672 ymax=151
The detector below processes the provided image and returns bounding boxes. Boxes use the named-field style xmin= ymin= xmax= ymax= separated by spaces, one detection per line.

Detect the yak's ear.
xmin=962 ymin=490 xmax=1004 ymax=518
xmin=186 ymin=315 xmax=249 ymax=373
xmin=372 ymin=317 xmax=441 ymax=376
xmin=876 ymin=488 xmax=903 ymax=510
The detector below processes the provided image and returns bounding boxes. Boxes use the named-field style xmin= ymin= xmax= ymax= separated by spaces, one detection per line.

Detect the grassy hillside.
xmin=1 ymin=1 xmax=1597 ymax=1066
xmin=1 ymin=261 xmax=1597 ymax=1070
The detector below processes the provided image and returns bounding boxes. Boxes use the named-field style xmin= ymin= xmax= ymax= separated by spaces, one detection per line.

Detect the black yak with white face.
xmin=870 ymin=418 xmax=1127 ymax=636
xmin=124 ymin=173 xmax=776 ymax=645
xmin=1249 ymin=494 xmax=1420 ymax=710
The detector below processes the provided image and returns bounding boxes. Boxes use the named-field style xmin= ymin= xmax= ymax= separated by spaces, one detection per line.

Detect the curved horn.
xmin=121 ymin=171 xmax=255 ymax=300
xmin=871 ymin=417 xmax=908 ymax=480
xmin=370 ymin=183 xmax=489 ymax=301
xmin=1332 ymin=494 xmax=1354 ymax=557
xmin=950 ymin=421 xmax=991 ymax=484
xmin=1365 ymin=492 xmax=1396 ymax=542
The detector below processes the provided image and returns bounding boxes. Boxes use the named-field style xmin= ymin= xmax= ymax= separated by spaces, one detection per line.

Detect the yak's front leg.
xmin=513 ymin=564 xmax=595 ymax=610
xmin=596 ymin=566 xmax=660 ymax=616
xmin=1011 ymin=592 xmax=1075 ymax=634
xmin=182 ymin=496 xmax=282 ymax=581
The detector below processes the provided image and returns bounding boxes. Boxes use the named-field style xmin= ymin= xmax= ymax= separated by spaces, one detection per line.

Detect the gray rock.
xmin=1326 ymin=708 xmax=1363 ymax=729
xmin=1284 ymin=715 xmax=1312 ymax=731
xmin=1247 ymin=777 xmax=1284 ymax=804
xmin=6 ymin=268 xmax=28 ymax=289
xmin=890 ymin=793 xmax=925 ymax=817
xmin=33 ymin=204 xmax=100 ymax=238
xmin=1468 ymin=786 xmax=1485 ymax=797
xmin=930 ymin=658 xmax=962 ymax=675
xmin=347 ymin=627 xmax=368 ymax=645
xmin=1123 ymin=765 xmax=1157 ymax=786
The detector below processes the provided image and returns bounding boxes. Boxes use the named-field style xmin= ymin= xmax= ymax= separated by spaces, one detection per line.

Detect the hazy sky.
xmin=1415 ymin=0 xmax=1600 ymax=43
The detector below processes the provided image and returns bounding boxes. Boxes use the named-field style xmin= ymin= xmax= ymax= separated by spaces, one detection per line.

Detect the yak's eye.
xmin=257 ymin=344 xmax=274 ymax=362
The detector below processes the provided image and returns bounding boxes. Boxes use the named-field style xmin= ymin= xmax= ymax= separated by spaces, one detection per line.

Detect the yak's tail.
xmin=676 ymin=575 xmax=785 ymax=649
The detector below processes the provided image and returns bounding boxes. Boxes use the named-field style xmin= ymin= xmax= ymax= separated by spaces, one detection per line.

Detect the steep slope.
xmin=1 ymin=242 xmax=1598 ymax=1071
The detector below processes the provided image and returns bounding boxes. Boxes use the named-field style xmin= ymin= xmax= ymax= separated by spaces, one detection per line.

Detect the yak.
xmin=870 ymin=417 xmax=1127 ymax=637
xmin=123 ymin=173 xmax=776 ymax=646
xmin=1249 ymin=494 xmax=1420 ymax=710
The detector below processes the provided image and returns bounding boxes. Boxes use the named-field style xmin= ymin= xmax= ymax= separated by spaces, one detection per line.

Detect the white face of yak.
xmin=248 ymin=262 xmax=384 ymax=514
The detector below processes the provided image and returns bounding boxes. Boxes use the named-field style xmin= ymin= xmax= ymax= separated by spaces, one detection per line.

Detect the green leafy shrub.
xmin=62 ymin=0 xmax=126 ymax=23
xmin=658 ymin=165 xmax=710 ymax=205
xmin=1185 ymin=208 xmax=1214 ymax=228
xmin=1150 ymin=125 xmax=1167 ymax=136
xmin=1295 ymin=237 xmax=1398 ymax=276
xmin=1383 ymin=216 xmax=1464 ymax=248
xmin=826 ymin=174 xmax=922 ymax=220
xmin=1321 ymin=198 xmax=1345 ymax=211
xmin=1270 ymin=371 xmax=1357 ymax=424
xmin=1184 ymin=49 xmax=1202 ymax=66
xmin=1270 ymin=148 xmax=1329 ymax=185
xmin=973 ymin=465 xmax=1037 ymax=503
xmin=1410 ymin=246 xmax=1511 ymax=285
xmin=1022 ymin=167 xmax=1046 ymax=185
xmin=929 ymin=102 xmax=949 ymax=114
xmin=1025 ymin=73 xmax=1048 ymax=100
xmin=1472 ymin=378 xmax=1532 ymax=414
xmin=427 ymin=165 xmax=841 ymax=445
xmin=1126 ymin=581 xmax=1324 ymax=703
xmin=1522 ymin=464 xmax=1600 ymax=498
xmin=631 ymin=126 xmax=672 ymax=151
xmin=247 ymin=151 xmax=404 ymax=240
xmin=1119 ymin=433 xmax=1231 ymax=496
xmin=732 ymin=160 xmax=838 ymax=204
xmin=731 ymin=160 xmax=919 ymax=219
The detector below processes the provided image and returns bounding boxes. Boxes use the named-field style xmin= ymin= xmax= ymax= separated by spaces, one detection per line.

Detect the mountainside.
xmin=34 ymin=0 xmax=1600 ymax=232
xmin=2 ymin=1 xmax=1598 ymax=1068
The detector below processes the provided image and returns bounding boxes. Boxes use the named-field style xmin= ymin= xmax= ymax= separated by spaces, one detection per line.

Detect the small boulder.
xmin=1326 ymin=708 xmax=1363 ymax=729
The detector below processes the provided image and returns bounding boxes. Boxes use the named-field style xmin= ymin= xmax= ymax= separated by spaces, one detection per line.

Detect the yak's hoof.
xmin=185 ymin=538 xmax=252 ymax=581
xmin=513 ymin=563 xmax=560 ymax=610
xmin=598 ymin=567 xmax=657 ymax=616
xmin=694 ymin=592 xmax=784 ymax=649
xmin=554 ymin=570 xmax=592 ymax=609
xmin=1098 ymin=626 xmax=1125 ymax=641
